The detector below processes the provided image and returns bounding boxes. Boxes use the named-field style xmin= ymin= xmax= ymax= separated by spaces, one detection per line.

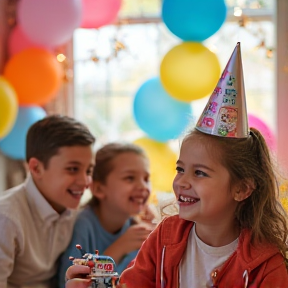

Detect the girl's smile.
xmin=178 ymin=194 xmax=200 ymax=205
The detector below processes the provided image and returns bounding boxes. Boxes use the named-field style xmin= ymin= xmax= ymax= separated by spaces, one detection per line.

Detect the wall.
xmin=276 ymin=0 xmax=288 ymax=174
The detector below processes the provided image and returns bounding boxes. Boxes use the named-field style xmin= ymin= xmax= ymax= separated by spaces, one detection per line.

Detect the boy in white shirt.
xmin=0 ymin=115 xmax=95 ymax=288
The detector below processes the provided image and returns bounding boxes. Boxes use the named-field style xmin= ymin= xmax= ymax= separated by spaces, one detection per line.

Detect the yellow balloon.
xmin=0 ymin=77 xmax=18 ymax=138
xmin=134 ymin=137 xmax=177 ymax=193
xmin=160 ymin=42 xmax=221 ymax=102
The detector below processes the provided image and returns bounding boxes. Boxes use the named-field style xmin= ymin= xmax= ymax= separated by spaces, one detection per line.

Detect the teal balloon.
xmin=0 ymin=106 xmax=46 ymax=159
xmin=133 ymin=77 xmax=192 ymax=142
xmin=162 ymin=0 xmax=227 ymax=41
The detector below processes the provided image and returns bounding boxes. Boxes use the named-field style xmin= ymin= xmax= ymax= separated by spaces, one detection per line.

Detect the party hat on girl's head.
xmin=196 ymin=42 xmax=249 ymax=138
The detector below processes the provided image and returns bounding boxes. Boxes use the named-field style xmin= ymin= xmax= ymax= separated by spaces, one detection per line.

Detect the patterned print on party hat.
xmin=196 ymin=42 xmax=249 ymax=138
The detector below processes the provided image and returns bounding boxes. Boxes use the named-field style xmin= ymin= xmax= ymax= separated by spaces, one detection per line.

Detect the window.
xmin=74 ymin=1 xmax=275 ymax=146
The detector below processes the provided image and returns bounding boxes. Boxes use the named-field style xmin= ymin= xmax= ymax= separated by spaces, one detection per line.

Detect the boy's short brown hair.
xmin=26 ymin=115 xmax=95 ymax=168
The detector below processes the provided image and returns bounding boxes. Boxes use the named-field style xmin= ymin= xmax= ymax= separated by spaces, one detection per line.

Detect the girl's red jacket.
xmin=120 ymin=215 xmax=288 ymax=288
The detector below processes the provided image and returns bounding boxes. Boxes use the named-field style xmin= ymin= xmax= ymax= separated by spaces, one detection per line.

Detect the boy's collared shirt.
xmin=0 ymin=175 xmax=77 ymax=288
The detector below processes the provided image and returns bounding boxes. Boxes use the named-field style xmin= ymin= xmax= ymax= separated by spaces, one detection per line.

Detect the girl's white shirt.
xmin=179 ymin=224 xmax=238 ymax=288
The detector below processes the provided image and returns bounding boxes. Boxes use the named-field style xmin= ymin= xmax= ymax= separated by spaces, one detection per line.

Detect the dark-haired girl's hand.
xmin=104 ymin=223 xmax=152 ymax=264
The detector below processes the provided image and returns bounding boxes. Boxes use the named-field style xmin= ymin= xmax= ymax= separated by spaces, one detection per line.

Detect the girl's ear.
xmin=90 ymin=181 xmax=106 ymax=200
xmin=233 ymin=179 xmax=255 ymax=202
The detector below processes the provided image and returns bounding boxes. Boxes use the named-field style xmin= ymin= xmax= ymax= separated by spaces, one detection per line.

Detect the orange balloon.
xmin=4 ymin=48 xmax=62 ymax=105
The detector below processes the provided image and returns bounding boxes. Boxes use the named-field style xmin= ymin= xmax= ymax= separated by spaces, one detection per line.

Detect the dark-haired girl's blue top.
xmin=57 ymin=206 xmax=138 ymax=288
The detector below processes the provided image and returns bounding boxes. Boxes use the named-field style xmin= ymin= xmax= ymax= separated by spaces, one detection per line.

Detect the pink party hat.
xmin=196 ymin=42 xmax=249 ymax=138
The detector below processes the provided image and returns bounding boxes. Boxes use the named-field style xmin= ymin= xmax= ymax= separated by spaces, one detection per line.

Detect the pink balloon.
xmin=248 ymin=113 xmax=276 ymax=151
xmin=18 ymin=0 xmax=82 ymax=47
xmin=8 ymin=26 xmax=51 ymax=57
xmin=81 ymin=0 xmax=122 ymax=28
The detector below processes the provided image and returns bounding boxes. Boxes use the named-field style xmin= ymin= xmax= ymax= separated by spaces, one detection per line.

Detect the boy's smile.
xmin=67 ymin=188 xmax=84 ymax=199
xmin=30 ymin=145 xmax=95 ymax=213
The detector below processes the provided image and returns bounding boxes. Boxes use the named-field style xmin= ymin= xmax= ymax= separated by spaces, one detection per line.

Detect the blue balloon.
xmin=133 ymin=77 xmax=192 ymax=142
xmin=162 ymin=0 xmax=227 ymax=42
xmin=0 ymin=106 xmax=46 ymax=160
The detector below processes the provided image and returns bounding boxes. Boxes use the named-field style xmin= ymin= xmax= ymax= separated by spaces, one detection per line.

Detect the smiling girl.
xmin=119 ymin=125 xmax=288 ymax=288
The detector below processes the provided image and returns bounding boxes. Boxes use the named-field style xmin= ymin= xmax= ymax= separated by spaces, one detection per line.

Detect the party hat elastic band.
xmin=196 ymin=42 xmax=249 ymax=138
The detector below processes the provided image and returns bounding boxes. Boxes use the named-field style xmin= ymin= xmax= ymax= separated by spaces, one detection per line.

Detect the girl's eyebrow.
xmin=176 ymin=160 xmax=215 ymax=172
xmin=193 ymin=164 xmax=215 ymax=172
